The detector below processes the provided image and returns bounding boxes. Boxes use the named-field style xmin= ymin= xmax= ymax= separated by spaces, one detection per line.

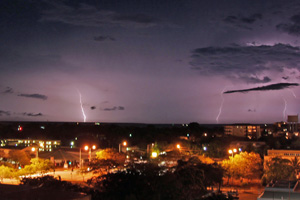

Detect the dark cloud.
xmin=3 ymin=87 xmax=13 ymax=94
xmin=0 ymin=110 xmax=10 ymax=116
xmin=240 ymin=76 xmax=271 ymax=84
xmin=102 ymin=106 xmax=125 ymax=111
xmin=118 ymin=106 xmax=125 ymax=110
xmin=91 ymin=106 xmax=96 ymax=110
xmin=22 ymin=112 xmax=43 ymax=117
xmin=248 ymin=109 xmax=256 ymax=112
xmin=223 ymin=13 xmax=262 ymax=29
xmin=112 ymin=13 xmax=158 ymax=24
xmin=103 ymin=107 xmax=117 ymax=111
xmin=276 ymin=14 xmax=300 ymax=36
xmin=18 ymin=93 xmax=48 ymax=100
xmin=224 ymin=83 xmax=299 ymax=94
xmin=41 ymin=2 xmax=159 ymax=28
xmin=94 ymin=35 xmax=115 ymax=42
xmin=190 ymin=44 xmax=300 ymax=83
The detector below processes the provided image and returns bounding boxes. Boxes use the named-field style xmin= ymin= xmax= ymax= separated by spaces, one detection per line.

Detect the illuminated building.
xmin=224 ymin=125 xmax=261 ymax=139
xmin=288 ymin=115 xmax=299 ymax=133
xmin=0 ymin=139 xmax=61 ymax=152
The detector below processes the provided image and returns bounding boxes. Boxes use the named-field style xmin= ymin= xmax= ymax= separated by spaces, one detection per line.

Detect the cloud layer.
xmin=190 ymin=44 xmax=300 ymax=83
xmin=224 ymin=83 xmax=299 ymax=94
xmin=18 ymin=93 xmax=48 ymax=100
xmin=41 ymin=2 xmax=159 ymax=28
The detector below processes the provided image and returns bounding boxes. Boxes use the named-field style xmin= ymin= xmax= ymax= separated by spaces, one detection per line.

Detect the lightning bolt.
xmin=216 ymin=87 xmax=226 ymax=124
xmin=77 ymin=90 xmax=87 ymax=122
xmin=282 ymin=98 xmax=287 ymax=121
xmin=288 ymin=89 xmax=298 ymax=99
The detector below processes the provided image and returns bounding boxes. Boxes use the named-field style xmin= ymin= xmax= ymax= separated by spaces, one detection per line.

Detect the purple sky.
xmin=1 ymin=0 xmax=300 ymax=124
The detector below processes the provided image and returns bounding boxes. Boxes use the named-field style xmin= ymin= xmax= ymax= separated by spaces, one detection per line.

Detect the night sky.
xmin=1 ymin=0 xmax=300 ymax=124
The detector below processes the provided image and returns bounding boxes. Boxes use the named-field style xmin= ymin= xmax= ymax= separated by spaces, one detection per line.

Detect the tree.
xmin=19 ymin=158 xmax=54 ymax=176
xmin=221 ymin=152 xmax=262 ymax=184
xmin=0 ymin=165 xmax=15 ymax=182
xmin=262 ymin=156 xmax=294 ymax=184
xmin=289 ymin=156 xmax=300 ymax=177
xmin=90 ymin=148 xmax=125 ymax=174
xmin=175 ymin=157 xmax=223 ymax=199
xmin=31 ymin=158 xmax=54 ymax=174
xmin=88 ymin=158 xmax=223 ymax=200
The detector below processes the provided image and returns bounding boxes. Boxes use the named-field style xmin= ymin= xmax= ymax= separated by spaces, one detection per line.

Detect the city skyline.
xmin=1 ymin=0 xmax=300 ymax=124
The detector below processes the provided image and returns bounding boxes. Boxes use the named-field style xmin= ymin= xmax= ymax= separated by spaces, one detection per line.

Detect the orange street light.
xmin=123 ymin=141 xmax=127 ymax=146
xmin=84 ymin=145 xmax=89 ymax=151
xmin=151 ymin=152 xmax=158 ymax=158
xmin=228 ymin=149 xmax=233 ymax=154
xmin=92 ymin=145 xmax=96 ymax=150
xmin=176 ymin=144 xmax=181 ymax=149
xmin=31 ymin=146 xmax=38 ymax=158
xmin=233 ymin=148 xmax=237 ymax=153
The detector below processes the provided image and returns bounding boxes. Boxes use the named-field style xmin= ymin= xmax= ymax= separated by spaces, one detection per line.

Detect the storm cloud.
xmin=0 ymin=110 xmax=10 ymax=116
xmin=94 ymin=35 xmax=115 ymax=42
xmin=22 ymin=112 xmax=43 ymax=117
xmin=18 ymin=93 xmax=48 ymax=100
xmin=3 ymin=87 xmax=13 ymax=94
xmin=41 ymin=2 xmax=159 ymax=28
xmin=190 ymin=44 xmax=300 ymax=83
xmin=102 ymin=106 xmax=125 ymax=111
xmin=224 ymin=83 xmax=299 ymax=94
xmin=277 ymin=14 xmax=300 ymax=36
xmin=223 ymin=13 xmax=262 ymax=30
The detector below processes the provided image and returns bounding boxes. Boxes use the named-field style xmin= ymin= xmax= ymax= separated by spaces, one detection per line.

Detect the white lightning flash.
xmin=216 ymin=87 xmax=226 ymax=124
xmin=282 ymin=98 xmax=287 ymax=121
xmin=288 ymin=89 xmax=298 ymax=99
xmin=77 ymin=90 xmax=87 ymax=122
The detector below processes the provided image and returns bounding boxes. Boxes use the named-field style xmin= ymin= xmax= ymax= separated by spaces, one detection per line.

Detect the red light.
xmin=18 ymin=126 xmax=23 ymax=131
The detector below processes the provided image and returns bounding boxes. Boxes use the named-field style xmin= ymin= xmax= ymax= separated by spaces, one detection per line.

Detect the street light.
xmin=151 ymin=152 xmax=158 ymax=158
xmin=31 ymin=146 xmax=38 ymax=158
xmin=228 ymin=148 xmax=237 ymax=158
xmin=79 ymin=145 xmax=96 ymax=169
xmin=119 ymin=141 xmax=127 ymax=153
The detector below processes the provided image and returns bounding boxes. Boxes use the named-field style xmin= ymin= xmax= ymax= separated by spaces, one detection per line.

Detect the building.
xmin=258 ymin=180 xmax=300 ymax=200
xmin=224 ymin=125 xmax=261 ymax=139
xmin=288 ymin=115 xmax=299 ymax=133
xmin=265 ymin=149 xmax=300 ymax=160
xmin=0 ymin=138 xmax=61 ymax=152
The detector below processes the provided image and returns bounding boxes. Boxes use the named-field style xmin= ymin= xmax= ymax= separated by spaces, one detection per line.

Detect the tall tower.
xmin=287 ymin=115 xmax=298 ymax=133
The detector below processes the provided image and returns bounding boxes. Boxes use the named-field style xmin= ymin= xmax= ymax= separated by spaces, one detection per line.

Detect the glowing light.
xmin=123 ymin=141 xmax=127 ymax=146
xmin=92 ymin=145 xmax=96 ymax=150
xmin=233 ymin=148 xmax=237 ymax=153
xmin=84 ymin=145 xmax=89 ymax=151
xmin=31 ymin=147 xmax=36 ymax=152
xmin=77 ymin=90 xmax=86 ymax=122
xmin=228 ymin=149 xmax=233 ymax=154
xmin=176 ymin=144 xmax=180 ymax=149
xmin=203 ymin=146 xmax=207 ymax=151
xmin=151 ymin=152 xmax=158 ymax=158
xmin=216 ymin=87 xmax=226 ymax=124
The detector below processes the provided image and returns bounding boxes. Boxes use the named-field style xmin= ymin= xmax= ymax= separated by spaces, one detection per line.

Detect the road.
xmin=0 ymin=169 xmax=96 ymax=185
xmin=221 ymin=186 xmax=263 ymax=200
